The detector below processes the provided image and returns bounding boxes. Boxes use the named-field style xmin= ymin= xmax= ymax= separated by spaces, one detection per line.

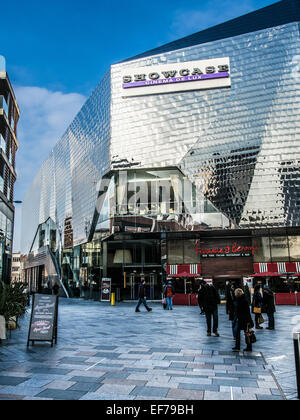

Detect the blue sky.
xmin=0 ymin=0 xmax=276 ymax=250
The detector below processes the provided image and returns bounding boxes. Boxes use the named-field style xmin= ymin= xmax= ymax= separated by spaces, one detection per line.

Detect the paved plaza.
xmin=0 ymin=299 xmax=299 ymax=400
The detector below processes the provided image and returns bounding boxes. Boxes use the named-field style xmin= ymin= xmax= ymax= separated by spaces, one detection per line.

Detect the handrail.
xmin=47 ymin=246 xmax=69 ymax=298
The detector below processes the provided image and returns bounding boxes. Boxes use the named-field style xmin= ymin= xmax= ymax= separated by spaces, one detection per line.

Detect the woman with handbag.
xmin=252 ymin=285 xmax=264 ymax=329
xmin=232 ymin=288 xmax=255 ymax=352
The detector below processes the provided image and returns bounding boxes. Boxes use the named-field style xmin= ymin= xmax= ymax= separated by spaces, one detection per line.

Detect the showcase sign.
xmin=196 ymin=241 xmax=258 ymax=258
xmin=122 ymin=57 xmax=231 ymax=97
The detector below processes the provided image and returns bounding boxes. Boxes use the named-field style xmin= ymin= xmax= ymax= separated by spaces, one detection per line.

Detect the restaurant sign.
xmin=196 ymin=241 xmax=258 ymax=258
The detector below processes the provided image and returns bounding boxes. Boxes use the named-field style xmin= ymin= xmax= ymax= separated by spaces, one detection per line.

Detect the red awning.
xmin=168 ymin=272 xmax=200 ymax=278
xmin=251 ymin=272 xmax=282 ymax=277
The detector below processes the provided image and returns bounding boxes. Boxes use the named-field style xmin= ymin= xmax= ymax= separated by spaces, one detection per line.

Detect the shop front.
xmin=29 ymin=227 xmax=300 ymax=305
xmin=167 ymin=264 xmax=202 ymax=305
xmin=251 ymin=261 xmax=300 ymax=305
xmin=106 ymin=236 xmax=163 ymax=301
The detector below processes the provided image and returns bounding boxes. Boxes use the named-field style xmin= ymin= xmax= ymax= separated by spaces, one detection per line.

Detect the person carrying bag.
xmin=252 ymin=285 xmax=264 ymax=329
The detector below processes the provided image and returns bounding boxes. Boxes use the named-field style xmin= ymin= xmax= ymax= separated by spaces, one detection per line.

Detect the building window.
xmin=288 ymin=236 xmax=300 ymax=261
xmin=252 ymin=237 xmax=271 ymax=263
xmin=270 ymin=236 xmax=289 ymax=262
xmin=168 ymin=240 xmax=184 ymax=264
xmin=183 ymin=240 xmax=200 ymax=264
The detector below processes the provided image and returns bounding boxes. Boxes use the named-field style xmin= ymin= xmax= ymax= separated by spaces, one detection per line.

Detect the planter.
xmin=0 ymin=315 xmax=6 ymax=340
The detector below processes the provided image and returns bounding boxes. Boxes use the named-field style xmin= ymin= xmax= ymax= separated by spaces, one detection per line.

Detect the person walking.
xmin=262 ymin=285 xmax=276 ymax=330
xmin=232 ymin=288 xmax=255 ymax=352
xmin=226 ymin=281 xmax=237 ymax=320
xmin=226 ymin=282 xmax=238 ymax=339
xmin=135 ymin=279 xmax=152 ymax=313
xmin=197 ymin=283 xmax=205 ymax=314
xmin=164 ymin=280 xmax=175 ymax=310
xmin=252 ymin=284 xmax=264 ymax=329
xmin=198 ymin=280 xmax=220 ymax=337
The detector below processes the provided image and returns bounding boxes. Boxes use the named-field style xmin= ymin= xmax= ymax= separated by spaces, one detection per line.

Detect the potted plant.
xmin=0 ymin=281 xmax=28 ymax=341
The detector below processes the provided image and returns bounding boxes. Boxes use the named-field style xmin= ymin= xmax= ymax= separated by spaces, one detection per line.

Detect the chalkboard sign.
xmin=27 ymin=294 xmax=58 ymax=347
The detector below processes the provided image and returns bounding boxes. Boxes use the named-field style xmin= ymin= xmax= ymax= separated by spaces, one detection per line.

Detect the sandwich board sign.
xmin=27 ymin=294 xmax=58 ymax=347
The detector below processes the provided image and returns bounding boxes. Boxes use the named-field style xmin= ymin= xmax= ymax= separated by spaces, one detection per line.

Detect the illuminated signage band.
xmin=196 ymin=241 xmax=258 ymax=258
xmin=121 ymin=57 xmax=231 ymax=97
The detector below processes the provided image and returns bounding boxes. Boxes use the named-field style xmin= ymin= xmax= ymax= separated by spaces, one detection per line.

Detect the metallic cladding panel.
xmin=111 ymin=22 xmax=300 ymax=228
xmin=21 ymin=71 xmax=111 ymax=254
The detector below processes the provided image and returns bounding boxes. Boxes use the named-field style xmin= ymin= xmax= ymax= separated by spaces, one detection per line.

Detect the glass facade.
xmin=21 ymin=3 xmax=300 ymax=297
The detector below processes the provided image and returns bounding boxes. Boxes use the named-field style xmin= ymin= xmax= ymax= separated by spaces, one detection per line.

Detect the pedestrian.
xmin=262 ymin=285 xmax=276 ymax=330
xmin=197 ymin=283 xmax=205 ymax=315
xmin=135 ymin=279 xmax=152 ymax=313
xmin=252 ymin=284 xmax=264 ymax=329
xmin=52 ymin=282 xmax=60 ymax=296
xmin=198 ymin=280 xmax=220 ymax=337
xmin=164 ymin=280 xmax=175 ymax=310
xmin=226 ymin=281 xmax=237 ymax=321
xmin=232 ymin=288 xmax=255 ymax=352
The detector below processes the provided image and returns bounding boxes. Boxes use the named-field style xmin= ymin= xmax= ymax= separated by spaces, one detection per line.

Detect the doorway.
xmin=122 ymin=270 xmax=161 ymax=300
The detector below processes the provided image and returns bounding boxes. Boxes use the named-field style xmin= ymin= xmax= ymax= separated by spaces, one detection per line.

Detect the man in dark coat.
xmin=262 ymin=285 xmax=276 ymax=330
xmin=233 ymin=289 xmax=254 ymax=352
xmin=197 ymin=284 xmax=205 ymax=314
xmin=226 ymin=281 xmax=237 ymax=321
xmin=226 ymin=282 xmax=239 ymax=339
xmin=198 ymin=280 xmax=220 ymax=337
xmin=135 ymin=279 xmax=152 ymax=313
xmin=252 ymin=285 xmax=264 ymax=329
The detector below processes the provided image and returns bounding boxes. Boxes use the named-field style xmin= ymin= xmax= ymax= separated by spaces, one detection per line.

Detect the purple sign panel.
xmin=123 ymin=72 xmax=229 ymax=89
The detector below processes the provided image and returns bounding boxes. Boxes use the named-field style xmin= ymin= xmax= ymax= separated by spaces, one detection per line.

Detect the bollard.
xmin=293 ymin=332 xmax=300 ymax=399
xmin=111 ymin=292 xmax=115 ymax=306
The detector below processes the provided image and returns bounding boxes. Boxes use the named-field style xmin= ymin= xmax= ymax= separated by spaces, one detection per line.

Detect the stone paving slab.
xmin=0 ymin=299 xmax=291 ymax=400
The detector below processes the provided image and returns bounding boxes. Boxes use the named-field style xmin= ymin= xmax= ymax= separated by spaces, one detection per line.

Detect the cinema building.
xmin=21 ymin=0 xmax=300 ymax=304
xmin=0 ymin=56 xmax=19 ymax=284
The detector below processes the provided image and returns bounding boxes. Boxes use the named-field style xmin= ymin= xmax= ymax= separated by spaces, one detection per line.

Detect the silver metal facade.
xmin=21 ymin=22 xmax=300 ymax=254
xmin=21 ymin=71 xmax=111 ymax=253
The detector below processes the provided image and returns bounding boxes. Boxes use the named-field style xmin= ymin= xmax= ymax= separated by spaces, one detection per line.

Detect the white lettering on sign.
xmin=121 ymin=57 xmax=231 ymax=97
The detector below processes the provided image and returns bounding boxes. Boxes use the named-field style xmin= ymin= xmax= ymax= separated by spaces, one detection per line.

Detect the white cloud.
xmin=13 ymin=86 xmax=86 ymax=251
xmin=170 ymin=0 xmax=268 ymax=39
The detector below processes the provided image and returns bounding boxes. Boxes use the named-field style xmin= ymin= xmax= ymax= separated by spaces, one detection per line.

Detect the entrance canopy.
xmin=168 ymin=272 xmax=199 ymax=278
xmin=167 ymin=264 xmax=201 ymax=277
xmin=251 ymin=272 xmax=283 ymax=277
